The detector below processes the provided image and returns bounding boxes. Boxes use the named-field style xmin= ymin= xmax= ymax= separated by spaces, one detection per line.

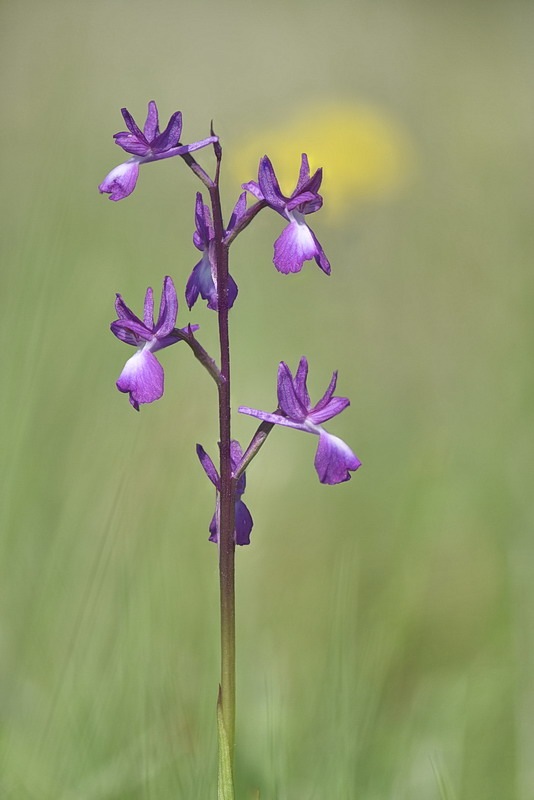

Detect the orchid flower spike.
xmin=99 ymin=101 xmax=217 ymax=201
xmin=196 ymin=441 xmax=253 ymax=545
xmin=110 ymin=276 xmax=196 ymax=410
xmin=243 ymin=154 xmax=330 ymax=275
xmin=239 ymin=357 xmax=360 ymax=484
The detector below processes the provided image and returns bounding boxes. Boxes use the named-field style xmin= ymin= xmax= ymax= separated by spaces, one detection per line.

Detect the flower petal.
xmin=143 ymin=286 xmax=154 ymax=328
xmin=152 ymin=329 xmax=190 ymax=352
xmin=273 ymin=220 xmax=318 ymax=274
xmin=226 ymin=273 xmax=238 ymax=310
xmin=294 ymin=357 xmax=310 ymax=410
xmin=209 ymin=498 xmax=220 ymax=543
xmin=311 ymin=229 xmax=331 ymax=275
xmin=299 ymin=166 xmax=323 ymax=199
xmin=185 ymin=251 xmax=237 ymax=312
xmin=155 ymin=276 xmax=178 ymax=337
xmin=227 ymin=191 xmax=247 ymax=234
xmin=99 ymin=160 xmax=140 ymax=201
xmin=111 ymin=318 xmax=152 ymax=345
xmin=314 ymin=430 xmax=361 ymax=485
xmin=314 ymin=371 xmax=337 ymax=412
xmin=309 ymin=396 xmax=350 ymax=425
xmin=295 ymin=153 xmax=311 ymax=192
xmin=230 ymin=440 xmax=243 ymax=469
xmin=120 ymin=107 xmax=145 ymax=140
xmin=207 ymin=498 xmax=253 ymax=546
xmin=114 ymin=292 xmax=144 ymax=325
xmin=194 ymin=192 xmax=213 ymax=249
xmin=286 ymin=190 xmax=323 ymax=214
xmin=113 ymin=132 xmax=150 ymax=156
xmin=309 ymin=370 xmax=352 ymax=423
xmin=235 ymin=499 xmax=253 ymax=546
xmin=242 ymin=180 xmax=264 ymax=200
xmin=277 ymin=362 xmax=307 ymax=420
xmin=110 ymin=326 xmax=141 ymax=347
xmin=185 ymin=254 xmax=217 ymax=310
xmin=230 ymin=440 xmax=246 ymax=495
xmin=152 ymin=110 xmax=183 ymax=152
xmin=257 ymin=156 xmax=286 ymax=212
xmin=116 ymin=348 xmax=164 ymax=410
xmin=196 ymin=444 xmax=220 ymax=488
xmin=143 ymin=100 xmax=160 ymax=141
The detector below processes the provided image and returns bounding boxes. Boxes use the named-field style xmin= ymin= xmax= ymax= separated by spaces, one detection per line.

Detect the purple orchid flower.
xmin=99 ymin=101 xmax=217 ymax=201
xmin=111 ymin=276 xmax=196 ymax=411
xmin=196 ymin=440 xmax=253 ymax=545
xmin=185 ymin=192 xmax=246 ymax=311
xmin=239 ymin=357 xmax=360 ymax=485
xmin=243 ymin=154 xmax=330 ymax=275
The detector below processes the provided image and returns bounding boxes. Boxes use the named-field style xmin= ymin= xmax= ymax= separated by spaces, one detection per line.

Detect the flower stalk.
xmin=209 ymin=142 xmax=237 ymax=783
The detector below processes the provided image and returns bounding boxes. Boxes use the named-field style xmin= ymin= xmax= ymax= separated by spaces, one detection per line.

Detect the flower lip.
xmin=273 ymin=218 xmax=319 ymax=274
xmin=98 ymin=159 xmax=141 ymax=201
xmin=116 ymin=347 xmax=164 ymax=410
xmin=315 ymin=430 xmax=362 ymax=484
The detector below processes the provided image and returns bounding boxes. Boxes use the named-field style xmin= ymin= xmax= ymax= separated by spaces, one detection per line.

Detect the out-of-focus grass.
xmin=1 ymin=1 xmax=533 ymax=798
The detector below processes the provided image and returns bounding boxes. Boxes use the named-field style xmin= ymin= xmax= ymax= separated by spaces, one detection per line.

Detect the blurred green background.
xmin=1 ymin=1 xmax=533 ymax=798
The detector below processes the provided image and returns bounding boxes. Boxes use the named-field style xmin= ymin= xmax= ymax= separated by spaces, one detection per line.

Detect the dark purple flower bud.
xmin=185 ymin=193 xmax=239 ymax=311
xmin=196 ymin=441 xmax=253 ymax=545
xmin=99 ymin=101 xmax=218 ymax=201
xmin=239 ymin=357 xmax=360 ymax=485
xmin=243 ymin=154 xmax=330 ymax=275
xmin=111 ymin=276 xmax=196 ymax=410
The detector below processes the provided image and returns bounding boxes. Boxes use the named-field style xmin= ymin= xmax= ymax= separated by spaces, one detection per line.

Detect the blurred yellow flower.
xmin=230 ymin=101 xmax=414 ymax=221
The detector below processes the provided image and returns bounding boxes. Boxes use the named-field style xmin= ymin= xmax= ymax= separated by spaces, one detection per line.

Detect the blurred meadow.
xmin=1 ymin=0 xmax=533 ymax=797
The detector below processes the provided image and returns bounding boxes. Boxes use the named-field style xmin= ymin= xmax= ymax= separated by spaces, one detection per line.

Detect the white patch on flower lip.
xmin=286 ymin=211 xmax=317 ymax=259
xmin=306 ymin=424 xmax=361 ymax=464
xmin=116 ymin=339 xmax=164 ymax=405
xmin=118 ymin=339 xmax=156 ymax=380
xmin=117 ymin=349 xmax=145 ymax=383
xmin=99 ymin=157 xmax=142 ymax=199
xmin=104 ymin=158 xmax=141 ymax=181
xmin=326 ymin=432 xmax=359 ymax=461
